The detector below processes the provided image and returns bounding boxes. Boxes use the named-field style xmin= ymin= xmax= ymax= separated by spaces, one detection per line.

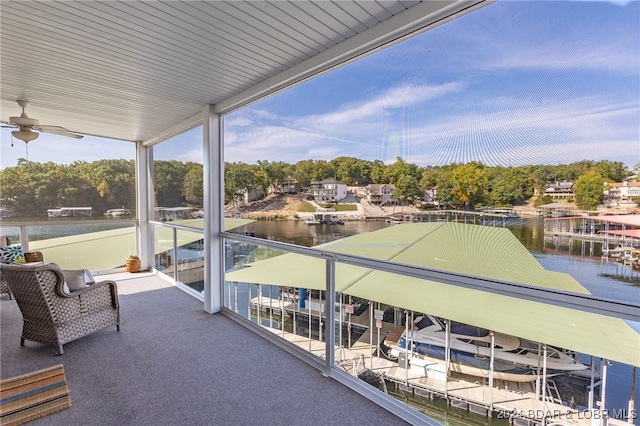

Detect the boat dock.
xmin=544 ymin=215 xmax=640 ymax=251
xmin=249 ymin=297 xmax=630 ymax=426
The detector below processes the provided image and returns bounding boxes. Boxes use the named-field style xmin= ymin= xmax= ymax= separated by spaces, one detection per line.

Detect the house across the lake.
xmin=309 ymin=179 xmax=347 ymax=203
xmin=365 ymin=183 xmax=396 ymax=205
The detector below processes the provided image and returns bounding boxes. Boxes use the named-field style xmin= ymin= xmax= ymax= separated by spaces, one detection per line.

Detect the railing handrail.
xmin=0 ymin=218 xmax=137 ymax=227
xmin=221 ymin=231 xmax=640 ymax=323
xmin=149 ymin=220 xmax=204 ymax=233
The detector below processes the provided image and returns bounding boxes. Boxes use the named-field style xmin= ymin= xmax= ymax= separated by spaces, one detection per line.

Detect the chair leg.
xmin=20 ymin=337 xmax=25 ymax=346
xmin=57 ymin=344 xmax=64 ymax=355
xmin=116 ymin=324 xmax=120 ymax=332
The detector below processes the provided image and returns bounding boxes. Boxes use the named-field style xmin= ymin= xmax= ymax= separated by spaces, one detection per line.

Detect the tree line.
xmin=0 ymin=157 xmax=636 ymax=217
xmin=226 ymin=158 xmax=636 ymax=211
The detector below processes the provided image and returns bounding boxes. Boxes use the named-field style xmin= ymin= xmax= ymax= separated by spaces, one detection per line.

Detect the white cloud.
xmin=399 ymin=96 xmax=639 ymax=167
xmin=296 ymin=82 xmax=465 ymax=130
xmin=175 ymin=149 xmax=203 ymax=163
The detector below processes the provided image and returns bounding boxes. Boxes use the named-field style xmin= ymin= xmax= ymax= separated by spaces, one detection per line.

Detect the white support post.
xmin=135 ymin=142 xmax=151 ymax=270
xmin=536 ymin=343 xmax=541 ymax=401
xmin=19 ymin=225 xmax=28 ymax=252
xmin=601 ymin=358 xmax=608 ymax=425
xmin=489 ymin=331 xmax=495 ymax=410
xmin=542 ymin=345 xmax=548 ymax=415
xmin=325 ymin=257 xmax=336 ymax=371
xmin=629 ymin=366 xmax=636 ymax=425
xmin=445 ymin=319 xmax=450 ymax=398
xmin=404 ymin=310 xmax=409 ymax=383
xmin=203 ymin=105 xmax=223 ymax=314
xmin=589 ymin=356 xmax=596 ymax=411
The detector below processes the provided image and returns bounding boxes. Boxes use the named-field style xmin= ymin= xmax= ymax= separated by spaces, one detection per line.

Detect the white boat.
xmin=480 ymin=208 xmax=520 ymax=219
xmin=386 ymin=214 xmax=411 ymax=224
xmin=104 ymin=208 xmax=132 ymax=217
xmin=47 ymin=207 xmax=92 ymax=218
xmin=382 ymin=314 xmax=591 ymax=383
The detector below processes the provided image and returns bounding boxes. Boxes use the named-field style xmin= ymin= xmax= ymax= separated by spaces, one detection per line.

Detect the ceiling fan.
xmin=2 ymin=100 xmax=84 ymax=143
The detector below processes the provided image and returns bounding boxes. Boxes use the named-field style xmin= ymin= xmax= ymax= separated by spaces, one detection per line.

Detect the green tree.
xmin=574 ymin=171 xmax=605 ymax=210
xmin=84 ymin=159 xmax=135 ymax=211
xmin=395 ymin=174 xmax=423 ymax=207
xmin=311 ymin=160 xmax=335 ymax=182
xmin=257 ymin=160 xmax=291 ymax=192
xmin=487 ymin=167 xmax=531 ymax=206
xmin=387 ymin=157 xmax=421 ymax=185
xmin=294 ymin=160 xmax=314 ymax=188
xmin=534 ymin=194 xmax=553 ymax=207
xmin=183 ymin=163 xmax=204 ymax=205
xmin=153 ymin=160 xmax=189 ymax=207
xmin=225 ymin=162 xmax=256 ymax=206
xmin=594 ymin=160 xmax=631 ymax=182
xmin=420 ymin=166 xmax=444 ymax=188
xmin=437 ymin=162 xmax=488 ymax=210
xmin=370 ymin=160 xmax=390 ymax=184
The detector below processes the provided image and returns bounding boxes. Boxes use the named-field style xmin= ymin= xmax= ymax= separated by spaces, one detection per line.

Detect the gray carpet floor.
xmin=1 ymin=272 xmax=408 ymax=425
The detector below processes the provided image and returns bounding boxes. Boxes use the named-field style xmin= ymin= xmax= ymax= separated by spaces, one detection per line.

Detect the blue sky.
xmin=2 ymin=1 xmax=638 ymax=170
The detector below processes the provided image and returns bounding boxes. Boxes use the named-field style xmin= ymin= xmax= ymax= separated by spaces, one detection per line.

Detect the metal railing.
xmin=220 ymin=231 xmax=640 ymax=425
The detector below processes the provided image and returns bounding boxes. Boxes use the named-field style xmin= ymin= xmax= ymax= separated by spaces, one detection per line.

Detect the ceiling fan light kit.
xmin=2 ymin=100 xmax=83 ymax=143
xmin=12 ymin=127 xmax=39 ymax=143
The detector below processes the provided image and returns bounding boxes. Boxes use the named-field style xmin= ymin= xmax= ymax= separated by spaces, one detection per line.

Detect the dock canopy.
xmin=225 ymin=222 xmax=640 ymax=367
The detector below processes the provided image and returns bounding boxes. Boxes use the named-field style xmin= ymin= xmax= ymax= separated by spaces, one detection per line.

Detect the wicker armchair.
xmin=0 ymin=262 xmax=120 ymax=355
xmin=0 ymin=235 xmax=45 ymax=299
xmin=1 ymin=251 xmax=45 ymax=299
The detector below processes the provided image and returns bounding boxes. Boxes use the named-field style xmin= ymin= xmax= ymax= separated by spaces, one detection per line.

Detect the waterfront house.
xmin=1 ymin=2 xmax=638 ymax=425
xmin=243 ymin=186 xmax=265 ymax=204
xmin=364 ymin=183 xmax=397 ymax=205
xmin=308 ymin=179 xmax=347 ymax=203
xmin=275 ymin=178 xmax=301 ymax=195
xmin=423 ymin=186 xmax=439 ymax=206
xmin=544 ymin=181 xmax=575 ymax=200
xmin=604 ymin=179 xmax=640 ymax=209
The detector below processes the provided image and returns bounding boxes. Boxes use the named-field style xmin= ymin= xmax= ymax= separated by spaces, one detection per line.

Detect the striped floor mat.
xmin=0 ymin=364 xmax=71 ymax=425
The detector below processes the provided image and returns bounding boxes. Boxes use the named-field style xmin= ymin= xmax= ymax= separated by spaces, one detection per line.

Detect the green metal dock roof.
xmin=225 ymin=222 xmax=640 ymax=366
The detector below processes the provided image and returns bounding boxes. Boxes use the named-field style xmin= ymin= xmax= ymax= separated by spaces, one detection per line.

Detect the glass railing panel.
xmin=332 ymin=261 xmax=639 ymax=425
xmin=152 ymin=223 xmax=173 ymax=274
xmin=333 ymin=263 xmax=394 ymax=394
xmin=0 ymin=220 xmax=136 ymax=272
xmin=224 ymin=238 xmax=327 ymax=361
xmin=0 ymin=225 xmax=19 ymax=243
xmin=222 ymin=230 xmax=638 ymax=424
xmin=175 ymin=229 xmax=204 ymax=293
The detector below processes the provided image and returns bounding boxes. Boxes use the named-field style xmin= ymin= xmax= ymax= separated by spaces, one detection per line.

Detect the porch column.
xmin=203 ymin=104 xmax=223 ymax=314
xmin=136 ymin=142 xmax=151 ymax=271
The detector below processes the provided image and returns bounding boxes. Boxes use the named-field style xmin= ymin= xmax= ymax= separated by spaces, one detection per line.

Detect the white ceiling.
xmin=1 ymin=1 xmax=486 ymax=144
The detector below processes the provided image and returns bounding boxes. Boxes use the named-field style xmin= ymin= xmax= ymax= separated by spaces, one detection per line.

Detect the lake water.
xmin=3 ymin=216 xmax=638 ymax=418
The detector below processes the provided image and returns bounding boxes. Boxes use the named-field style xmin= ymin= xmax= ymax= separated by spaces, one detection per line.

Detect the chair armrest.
xmin=56 ymin=279 xmax=119 ymax=308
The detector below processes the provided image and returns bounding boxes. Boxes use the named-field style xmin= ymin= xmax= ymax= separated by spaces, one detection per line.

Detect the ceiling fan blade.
xmin=35 ymin=125 xmax=84 ymax=139
xmin=36 ymin=125 xmax=71 ymax=132
xmin=40 ymin=129 xmax=84 ymax=139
